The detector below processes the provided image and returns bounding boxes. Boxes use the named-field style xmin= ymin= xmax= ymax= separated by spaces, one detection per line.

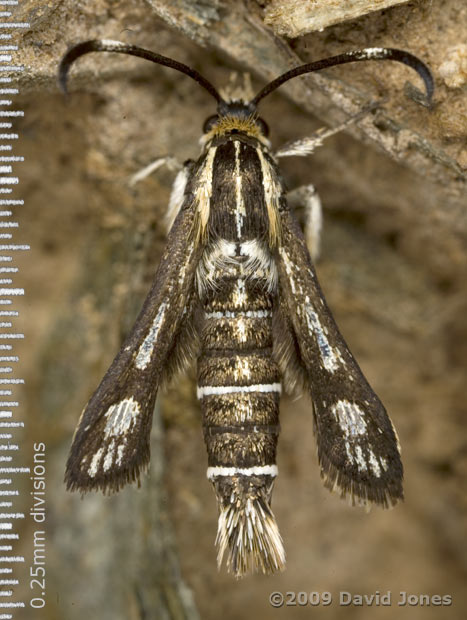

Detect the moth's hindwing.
xmin=65 ymin=201 xmax=203 ymax=493
xmin=276 ymin=209 xmax=403 ymax=508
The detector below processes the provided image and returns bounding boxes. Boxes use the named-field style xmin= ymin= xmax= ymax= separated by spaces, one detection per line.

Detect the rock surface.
xmin=9 ymin=0 xmax=467 ymax=618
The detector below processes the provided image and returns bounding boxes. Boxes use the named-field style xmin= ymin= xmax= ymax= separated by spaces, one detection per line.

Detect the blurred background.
xmin=10 ymin=0 xmax=467 ymax=618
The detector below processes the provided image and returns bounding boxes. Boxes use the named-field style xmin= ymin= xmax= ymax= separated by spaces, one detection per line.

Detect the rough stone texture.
xmin=8 ymin=0 xmax=467 ymax=618
xmin=438 ymin=43 xmax=467 ymax=88
xmin=264 ymin=0 xmax=411 ymax=37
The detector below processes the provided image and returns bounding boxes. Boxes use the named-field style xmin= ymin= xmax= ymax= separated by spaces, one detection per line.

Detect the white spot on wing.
xmin=368 ymin=450 xmax=382 ymax=477
xmin=304 ymin=296 xmax=343 ymax=373
xmin=84 ymin=399 xmax=141 ymax=479
xmin=336 ymin=401 xmax=386 ymax=477
xmin=135 ymin=302 xmax=168 ymax=370
xmin=88 ymin=447 xmax=104 ymax=478
xmin=279 ymin=248 xmax=303 ymax=295
xmin=116 ymin=444 xmax=125 ymax=467
xmin=103 ymin=439 xmax=116 ymax=472
xmin=104 ymin=397 xmax=141 ymax=438
xmin=332 ymin=400 xmax=367 ymax=437
xmin=344 ymin=440 xmax=368 ymax=473
xmin=354 ymin=445 xmax=367 ymax=471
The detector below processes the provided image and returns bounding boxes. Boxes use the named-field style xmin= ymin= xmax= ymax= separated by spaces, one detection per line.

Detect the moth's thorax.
xmin=192 ymin=133 xmax=282 ymax=249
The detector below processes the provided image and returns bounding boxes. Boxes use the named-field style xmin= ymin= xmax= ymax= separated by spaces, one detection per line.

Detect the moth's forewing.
xmin=276 ymin=209 xmax=403 ymax=507
xmin=65 ymin=202 xmax=203 ymax=493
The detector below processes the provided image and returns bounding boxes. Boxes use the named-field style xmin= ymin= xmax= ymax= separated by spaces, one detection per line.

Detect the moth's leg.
xmin=279 ymin=103 xmax=379 ymax=258
xmin=165 ymin=160 xmax=195 ymax=232
xmin=129 ymin=155 xmax=182 ymax=186
xmin=129 ymin=156 xmax=194 ymax=233
xmin=275 ymin=102 xmax=379 ymax=159
xmin=287 ymin=185 xmax=323 ymax=261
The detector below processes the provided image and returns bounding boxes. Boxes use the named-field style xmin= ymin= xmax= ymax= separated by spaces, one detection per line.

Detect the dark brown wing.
xmin=275 ymin=208 xmax=403 ymax=508
xmin=65 ymin=202 xmax=203 ymax=493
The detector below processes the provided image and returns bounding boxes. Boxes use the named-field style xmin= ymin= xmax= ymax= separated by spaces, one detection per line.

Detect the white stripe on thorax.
xmin=234 ymin=141 xmax=246 ymax=239
xmin=194 ymin=146 xmax=217 ymax=233
xmin=207 ymin=464 xmax=278 ymax=479
xmin=255 ymin=146 xmax=281 ymax=246
xmin=197 ymin=383 xmax=281 ymax=398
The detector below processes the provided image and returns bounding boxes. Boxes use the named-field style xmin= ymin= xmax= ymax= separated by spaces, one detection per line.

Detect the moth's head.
xmin=202 ymin=100 xmax=270 ymax=143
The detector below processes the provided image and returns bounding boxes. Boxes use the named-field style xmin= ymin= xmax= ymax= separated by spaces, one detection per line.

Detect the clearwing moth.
xmin=59 ymin=41 xmax=433 ymax=577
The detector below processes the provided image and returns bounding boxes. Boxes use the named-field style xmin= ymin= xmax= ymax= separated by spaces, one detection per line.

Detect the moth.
xmin=60 ymin=41 xmax=433 ymax=577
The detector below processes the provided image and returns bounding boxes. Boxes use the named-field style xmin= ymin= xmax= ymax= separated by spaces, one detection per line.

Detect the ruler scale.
xmin=0 ymin=5 xmax=33 ymax=617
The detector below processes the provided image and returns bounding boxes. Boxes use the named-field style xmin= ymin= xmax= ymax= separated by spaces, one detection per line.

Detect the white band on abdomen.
xmin=207 ymin=464 xmax=278 ymax=479
xmin=197 ymin=383 xmax=281 ymax=398
xmin=204 ymin=309 xmax=272 ymax=320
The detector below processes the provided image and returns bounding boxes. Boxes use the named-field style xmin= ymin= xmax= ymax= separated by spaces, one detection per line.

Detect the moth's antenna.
xmin=251 ymin=48 xmax=434 ymax=106
xmin=59 ymin=39 xmax=223 ymax=103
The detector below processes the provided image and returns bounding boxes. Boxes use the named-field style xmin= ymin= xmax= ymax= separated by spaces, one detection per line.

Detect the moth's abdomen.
xmin=197 ymin=237 xmax=285 ymax=576
xmin=198 ymin=336 xmax=280 ymax=469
